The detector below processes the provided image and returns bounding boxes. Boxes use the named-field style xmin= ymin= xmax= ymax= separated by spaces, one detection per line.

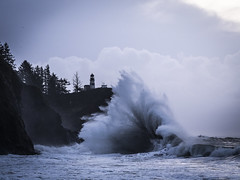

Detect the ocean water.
xmin=0 ymin=144 xmax=240 ymax=180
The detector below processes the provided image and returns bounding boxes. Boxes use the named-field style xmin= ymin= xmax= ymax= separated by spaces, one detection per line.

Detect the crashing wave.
xmin=79 ymin=71 xmax=185 ymax=154
xmin=79 ymin=71 xmax=240 ymax=157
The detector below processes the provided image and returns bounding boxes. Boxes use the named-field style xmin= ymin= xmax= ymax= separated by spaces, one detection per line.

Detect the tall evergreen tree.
xmin=18 ymin=60 xmax=34 ymax=85
xmin=43 ymin=65 xmax=51 ymax=94
xmin=48 ymin=74 xmax=70 ymax=96
xmin=17 ymin=60 xmax=70 ymax=95
xmin=48 ymin=73 xmax=58 ymax=96
xmin=58 ymin=78 xmax=70 ymax=94
xmin=0 ymin=42 xmax=15 ymax=69
xmin=33 ymin=65 xmax=44 ymax=92
xmin=72 ymin=72 xmax=82 ymax=93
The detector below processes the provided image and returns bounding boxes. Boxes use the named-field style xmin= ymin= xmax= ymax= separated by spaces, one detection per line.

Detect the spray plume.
xmin=79 ymin=71 xmax=185 ymax=154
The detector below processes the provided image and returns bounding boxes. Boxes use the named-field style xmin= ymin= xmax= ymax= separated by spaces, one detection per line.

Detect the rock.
xmin=0 ymin=60 xmax=35 ymax=155
xmin=46 ymin=88 xmax=113 ymax=132
xmin=21 ymin=85 xmax=78 ymax=146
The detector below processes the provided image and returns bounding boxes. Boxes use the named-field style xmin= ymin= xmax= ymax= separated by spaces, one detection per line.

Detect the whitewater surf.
xmin=79 ymin=71 xmax=240 ymax=157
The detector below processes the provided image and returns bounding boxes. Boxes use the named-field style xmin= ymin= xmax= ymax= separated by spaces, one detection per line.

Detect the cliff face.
xmin=0 ymin=60 xmax=35 ymax=155
xmin=46 ymin=88 xmax=113 ymax=132
xmin=21 ymin=85 xmax=78 ymax=146
xmin=0 ymin=56 xmax=112 ymax=149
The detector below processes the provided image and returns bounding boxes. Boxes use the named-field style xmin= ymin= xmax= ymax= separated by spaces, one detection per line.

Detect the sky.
xmin=1 ymin=0 xmax=240 ymax=137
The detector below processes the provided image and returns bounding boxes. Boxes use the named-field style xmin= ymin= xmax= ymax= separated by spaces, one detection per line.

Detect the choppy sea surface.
xmin=0 ymin=142 xmax=240 ymax=180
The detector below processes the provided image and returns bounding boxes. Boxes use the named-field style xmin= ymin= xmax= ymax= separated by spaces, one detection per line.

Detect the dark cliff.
xmin=46 ymin=88 xmax=113 ymax=132
xmin=0 ymin=60 xmax=35 ymax=155
xmin=21 ymin=85 xmax=78 ymax=146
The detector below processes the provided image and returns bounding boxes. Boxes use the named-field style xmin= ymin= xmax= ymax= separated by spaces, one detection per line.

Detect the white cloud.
xmin=43 ymin=47 xmax=240 ymax=137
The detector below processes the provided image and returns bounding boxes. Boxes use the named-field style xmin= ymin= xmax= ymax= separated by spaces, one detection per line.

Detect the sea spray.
xmin=79 ymin=71 xmax=186 ymax=154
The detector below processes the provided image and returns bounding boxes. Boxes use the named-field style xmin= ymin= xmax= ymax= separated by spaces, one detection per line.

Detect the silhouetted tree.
xmin=58 ymin=78 xmax=70 ymax=94
xmin=18 ymin=60 xmax=70 ymax=95
xmin=43 ymin=65 xmax=51 ymax=94
xmin=33 ymin=65 xmax=44 ymax=92
xmin=0 ymin=42 xmax=15 ymax=69
xmin=48 ymin=73 xmax=70 ymax=96
xmin=48 ymin=73 xmax=58 ymax=96
xmin=73 ymin=72 xmax=82 ymax=93
xmin=18 ymin=61 xmax=46 ymax=92
xmin=18 ymin=60 xmax=34 ymax=85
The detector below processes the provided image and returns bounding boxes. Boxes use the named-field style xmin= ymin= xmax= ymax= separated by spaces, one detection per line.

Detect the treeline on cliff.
xmin=18 ymin=60 xmax=70 ymax=96
xmin=0 ymin=42 xmax=112 ymax=154
xmin=17 ymin=59 xmax=85 ymax=95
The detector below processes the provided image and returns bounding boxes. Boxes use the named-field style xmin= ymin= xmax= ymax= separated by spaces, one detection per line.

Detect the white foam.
xmin=79 ymin=71 xmax=186 ymax=154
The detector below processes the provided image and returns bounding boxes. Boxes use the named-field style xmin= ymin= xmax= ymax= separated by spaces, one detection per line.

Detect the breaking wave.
xmin=79 ymin=71 xmax=186 ymax=154
xmin=79 ymin=71 xmax=240 ymax=157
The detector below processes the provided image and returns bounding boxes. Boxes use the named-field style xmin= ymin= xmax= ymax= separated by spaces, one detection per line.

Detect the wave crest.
xmin=79 ymin=72 xmax=184 ymax=154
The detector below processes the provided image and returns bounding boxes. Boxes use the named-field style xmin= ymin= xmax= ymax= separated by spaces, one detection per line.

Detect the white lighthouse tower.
xmin=90 ymin=73 xmax=95 ymax=89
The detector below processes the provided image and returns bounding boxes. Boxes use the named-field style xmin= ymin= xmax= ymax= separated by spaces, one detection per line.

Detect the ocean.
xmin=0 ymin=143 xmax=239 ymax=180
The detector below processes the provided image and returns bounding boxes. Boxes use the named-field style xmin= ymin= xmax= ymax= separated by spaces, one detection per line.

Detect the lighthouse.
xmin=90 ymin=73 xmax=95 ymax=89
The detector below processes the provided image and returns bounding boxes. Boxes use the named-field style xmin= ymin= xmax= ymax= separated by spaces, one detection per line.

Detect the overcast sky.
xmin=1 ymin=0 xmax=240 ymax=137
xmin=1 ymin=0 xmax=240 ymax=63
